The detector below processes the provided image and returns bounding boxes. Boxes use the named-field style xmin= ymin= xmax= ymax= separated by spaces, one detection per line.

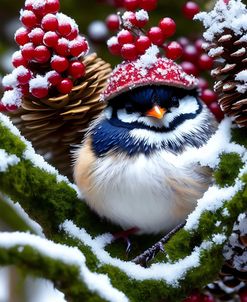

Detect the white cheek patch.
xmin=164 ymin=95 xmax=199 ymax=127
xmin=104 ymin=107 xmax=113 ymax=120
xmin=117 ymin=109 xmax=141 ymax=123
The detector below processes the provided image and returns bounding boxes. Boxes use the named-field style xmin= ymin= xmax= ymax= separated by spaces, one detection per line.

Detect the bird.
xmin=73 ymin=58 xmax=218 ymax=235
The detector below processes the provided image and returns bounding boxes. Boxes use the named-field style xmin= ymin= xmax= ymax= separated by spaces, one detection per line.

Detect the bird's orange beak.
xmin=146 ymin=105 xmax=166 ymax=119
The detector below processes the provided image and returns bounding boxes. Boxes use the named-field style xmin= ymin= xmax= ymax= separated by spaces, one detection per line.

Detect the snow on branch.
xmin=0 ymin=232 xmax=127 ymax=302
xmin=0 ymin=111 xmax=246 ymax=302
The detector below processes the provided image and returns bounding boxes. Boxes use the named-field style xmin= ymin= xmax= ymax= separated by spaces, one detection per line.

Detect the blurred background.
xmin=0 ymin=0 xmax=246 ymax=301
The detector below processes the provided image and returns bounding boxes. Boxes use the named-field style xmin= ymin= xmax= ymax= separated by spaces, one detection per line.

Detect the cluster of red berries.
xmin=4 ymin=0 xmax=89 ymax=101
xmin=107 ymin=7 xmax=182 ymax=62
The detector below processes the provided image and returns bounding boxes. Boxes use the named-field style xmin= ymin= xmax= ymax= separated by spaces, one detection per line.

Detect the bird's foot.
xmin=113 ymin=227 xmax=139 ymax=254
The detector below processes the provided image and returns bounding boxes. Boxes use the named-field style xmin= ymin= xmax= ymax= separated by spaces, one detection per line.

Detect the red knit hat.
xmin=102 ymin=55 xmax=198 ymax=102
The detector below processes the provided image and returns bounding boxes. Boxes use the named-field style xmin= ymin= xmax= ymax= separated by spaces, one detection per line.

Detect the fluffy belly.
xmin=74 ymin=145 xmax=211 ymax=234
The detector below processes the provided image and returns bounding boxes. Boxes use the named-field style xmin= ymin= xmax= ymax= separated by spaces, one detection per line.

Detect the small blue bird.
xmin=74 ymin=58 xmax=217 ymax=234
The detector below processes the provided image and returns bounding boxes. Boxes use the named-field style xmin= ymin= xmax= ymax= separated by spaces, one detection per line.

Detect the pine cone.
xmin=206 ymin=213 xmax=247 ymax=301
xmin=204 ymin=29 xmax=247 ymax=127
xmin=10 ymin=53 xmax=111 ymax=178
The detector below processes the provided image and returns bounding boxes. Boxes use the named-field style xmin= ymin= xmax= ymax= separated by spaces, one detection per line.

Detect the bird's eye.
xmin=125 ymin=103 xmax=135 ymax=114
xmin=171 ymin=96 xmax=179 ymax=108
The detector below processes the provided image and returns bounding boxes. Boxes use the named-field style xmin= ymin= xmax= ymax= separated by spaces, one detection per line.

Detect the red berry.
xmin=16 ymin=67 xmax=32 ymax=85
xmin=202 ymin=294 xmax=215 ymax=302
xmin=240 ymin=289 xmax=247 ymax=302
xmin=34 ymin=45 xmax=51 ymax=63
xmin=29 ymin=28 xmax=45 ymax=45
xmin=107 ymin=37 xmax=122 ymax=56
xmin=15 ymin=28 xmax=30 ymax=46
xmin=182 ymin=1 xmax=200 ymax=20
xmin=41 ymin=14 xmax=58 ymax=31
xmin=106 ymin=14 xmax=120 ymax=31
xmin=135 ymin=10 xmax=149 ymax=27
xmin=69 ymin=37 xmax=89 ymax=57
xmin=166 ymin=41 xmax=183 ymax=60
xmin=51 ymin=56 xmax=69 ymax=73
xmin=183 ymin=293 xmax=202 ymax=302
xmin=198 ymin=78 xmax=209 ymax=90
xmin=57 ymin=78 xmax=73 ymax=94
xmin=55 ymin=38 xmax=69 ymax=56
xmin=20 ymin=10 xmax=37 ymax=28
xmin=113 ymin=0 xmax=124 ymax=7
xmin=67 ymin=27 xmax=79 ymax=41
xmin=200 ymin=89 xmax=217 ymax=105
xmin=195 ymin=38 xmax=204 ymax=53
xmin=121 ymin=43 xmax=138 ymax=61
xmin=181 ymin=61 xmax=198 ymax=76
xmin=47 ymin=71 xmax=62 ymax=86
xmin=68 ymin=61 xmax=86 ymax=79
xmin=45 ymin=0 xmax=60 ymax=14
xmin=198 ymin=54 xmax=214 ymax=70
xmin=24 ymin=0 xmax=33 ymax=10
xmin=183 ymin=45 xmax=199 ymax=63
xmin=178 ymin=37 xmax=190 ymax=47
xmin=223 ymin=0 xmax=230 ymax=3
xmin=159 ymin=17 xmax=176 ymax=37
xmin=58 ymin=21 xmax=72 ymax=37
xmin=12 ymin=51 xmax=27 ymax=68
xmin=118 ymin=30 xmax=134 ymax=45
xmin=31 ymin=87 xmax=49 ymax=98
xmin=135 ymin=36 xmax=151 ymax=54
xmin=43 ymin=31 xmax=59 ymax=47
xmin=139 ymin=0 xmax=157 ymax=11
xmin=6 ymin=104 xmax=18 ymax=112
xmin=20 ymin=84 xmax=30 ymax=96
xmin=209 ymin=102 xmax=224 ymax=121
xmin=148 ymin=26 xmax=164 ymax=46
xmin=21 ymin=42 xmax=35 ymax=61
xmin=123 ymin=0 xmax=140 ymax=11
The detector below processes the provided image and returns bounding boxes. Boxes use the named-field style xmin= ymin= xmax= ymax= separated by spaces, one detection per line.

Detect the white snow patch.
xmin=0 ymin=232 xmax=128 ymax=302
xmin=29 ymin=76 xmax=49 ymax=90
xmin=0 ymin=149 xmax=19 ymax=172
xmin=88 ymin=21 xmax=108 ymax=40
xmin=135 ymin=45 xmax=159 ymax=70
xmin=61 ymin=220 xmax=226 ymax=286
xmin=1 ymin=88 xmax=22 ymax=107
xmin=135 ymin=9 xmax=149 ymax=21
xmin=0 ymin=113 xmax=82 ymax=199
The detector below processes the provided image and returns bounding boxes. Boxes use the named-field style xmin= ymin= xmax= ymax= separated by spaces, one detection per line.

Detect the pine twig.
xmin=132 ymin=222 xmax=186 ymax=267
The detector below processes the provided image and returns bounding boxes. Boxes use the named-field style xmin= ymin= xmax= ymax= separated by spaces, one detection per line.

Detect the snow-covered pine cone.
xmin=204 ymin=30 xmax=247 ymax=127
xmin=206 ymin=213 xmax=247 ymax=301
xmin=11 ymin=53 xmax=111 ymax=178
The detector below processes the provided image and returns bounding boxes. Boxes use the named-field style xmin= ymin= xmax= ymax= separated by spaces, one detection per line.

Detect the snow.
xmin=195 ymin=0 xmax=247 ymax=41
xmin=88 ymin=21 xmax=108 ymax=40
xmin=29 ymin=28 xmax=44 ymax=39
xmin=107 ymin=36 xmax=119 ymax=47
xmin=1 ymin=88 xmax=22 ymax=107
xmin=0 ymin=113 xmax=82 ymax=198
xmin=29 ymin=76 xmax=49 ymax=89
xmin=2 ymin=73 xmax=18 ymax=88
xmin=122 ymin=11 xmax=134 ymax=29
xmin=235 ymin=70 xmax=247 ymax=93
xmin=0 ymin=268 xmax=9 ymax=301
xmin=30 ymin=0 xmax=46 ymax=9
xmin=56 ymin=13 xmax=79 ymax=32
xmin=0 ymin=232 xmax=128 ymax=302
xmin=135 ymin=9 xmax=149 ymax=21
xmin=208 ymin=46 xmax=224 ymax=57
xmin=0 ymin=149 xmax=20 ymax=172
xmin=135 ymin=45 xmax=159 ymax=70
xmin=0 ymin=193 xmax=44 ymax=237
xmin=61 ymin=220 xmax=226 ymax=286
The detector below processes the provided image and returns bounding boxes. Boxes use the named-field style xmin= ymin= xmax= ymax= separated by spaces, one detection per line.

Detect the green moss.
xmin=214 ymin=153 xmax=243 ymax=187
xmin=231 ymin=128 xmax=247 ymax=147
xmin=0 ymin=124 xmax=26 ymax=157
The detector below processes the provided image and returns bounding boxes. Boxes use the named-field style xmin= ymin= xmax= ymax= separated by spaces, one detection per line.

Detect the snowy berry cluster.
xmin=107 ymin=3 xmax=182 ymax=62
xmin=1 ymin=0 xmax=89 ymax=109
xmin=177 ymin=37 xmax=224 ymax=121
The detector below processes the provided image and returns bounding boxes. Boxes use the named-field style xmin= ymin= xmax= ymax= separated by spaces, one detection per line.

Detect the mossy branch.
xmin=0 ymin=113 xmax=246 ymax=302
